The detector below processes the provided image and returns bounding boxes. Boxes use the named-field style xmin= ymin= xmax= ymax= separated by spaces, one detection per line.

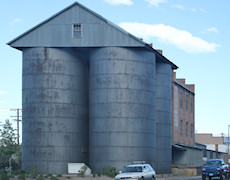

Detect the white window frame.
xmin=72 ymin=24 xmax=82 ymax=38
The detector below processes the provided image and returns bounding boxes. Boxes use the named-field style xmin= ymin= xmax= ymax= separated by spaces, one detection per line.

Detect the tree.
xmin=0 ymin=119 xmax=21 ymax=170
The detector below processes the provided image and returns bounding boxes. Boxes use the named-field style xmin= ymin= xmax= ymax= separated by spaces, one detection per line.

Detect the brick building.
xmin=196 ymin=133 xmax=229 ymax=163
xmin=196 ymin=134 xmax=224 ymax=150
xmin=170 ymin=72 xmax=203 ymax=171
xmin=172 ymin=71 xmax=195 ymax=146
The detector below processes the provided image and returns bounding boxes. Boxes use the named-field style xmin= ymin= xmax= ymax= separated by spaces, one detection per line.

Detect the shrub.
xmin=0 ymin=171 xmax=8 ymax=180
xmin=50 ymin=176 xmax=58 ymax=180
xmin=12 ymin=169 xmax=25 ymax=176
xmin=28 ymin=173 xmax=38 ymax=179
xmin=56 ymin=174 xmax=62 ymax=177
xmin=37 ymin=174 xmax=45 ymax=180
xmin=18 ymin=173 xmax=26 ymax=180
xmin=102 ymin=166 xmax=117 ymax=178
xmin=77 ymin=165 xmax=87 ymax=177
xmin=8 ymin=174 xmax=14 ymax=178
xmin=66 ymin=176 xmax=71 ymax=179
xmin=26 ymin=166 xmax=38 ymax=178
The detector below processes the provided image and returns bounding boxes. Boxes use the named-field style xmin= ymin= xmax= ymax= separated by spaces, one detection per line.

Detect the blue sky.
xmin=0 ymin=0 xmax=229 ymax=136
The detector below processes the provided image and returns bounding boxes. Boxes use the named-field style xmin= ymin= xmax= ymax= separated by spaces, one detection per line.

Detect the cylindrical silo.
xmin=89 ymin=47 xmax=156 ymax=172
xmin=22 ymin=47 xmax=89 ymax=173
xmin=155 ymin=61 xmax=172 ymax=173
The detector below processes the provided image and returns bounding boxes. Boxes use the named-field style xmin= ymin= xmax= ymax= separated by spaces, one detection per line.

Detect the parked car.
xmin=114 ymin=164 xmax=156 ymax=180
xmin=202 ymin=159 xmax=228 ymax=180
xmin=226 ymin=164 xmax=230 ymax=180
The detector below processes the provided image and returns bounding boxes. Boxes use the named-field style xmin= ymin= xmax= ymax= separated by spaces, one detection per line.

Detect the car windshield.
xmin=206 ymin=161 xmax=222 ymax=166
xmin=122 ymin=166 xmax=143 ymax=173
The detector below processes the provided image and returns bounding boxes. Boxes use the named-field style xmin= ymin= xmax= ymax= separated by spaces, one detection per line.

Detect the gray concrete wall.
xmin=89 ymin=47 xmax=156 ymax=172
xmin=22 ymin=47 xmax=89 ymax=173
xmin=155 ymin=62 xmax=172 ymax=173
xmin=187 ymin=148 xmax=203 ymax=166
xmin=172 ymin=148 xmax=203 ymax=167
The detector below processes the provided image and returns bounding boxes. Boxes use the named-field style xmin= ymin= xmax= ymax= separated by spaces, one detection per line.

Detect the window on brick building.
xmin=190 ymin=96 xmax=193 ymax=112
xmin=186 ymin=93 xmax=188 ymax=110
xmin=180 ymin=120 xmax=183 ymax=136
xmin=180 ymin=89 xmax=183 ymax=108
xmin=186 ymin=122 xmax=188 ymax=137
xmin=190 ymin=124 xmax=193 ymax=138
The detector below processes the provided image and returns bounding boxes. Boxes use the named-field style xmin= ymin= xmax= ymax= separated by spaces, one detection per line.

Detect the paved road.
xmin=57 ymin=175 xmax=203 ymax=180
xmin=158 ymin=176 xmax=227 ymax=180
xmin=158 ymin=176 xmax=201 ymax=180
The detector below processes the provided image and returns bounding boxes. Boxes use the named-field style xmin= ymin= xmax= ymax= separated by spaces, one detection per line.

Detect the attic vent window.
xmin=73 ymin=24 xmax=82 ymax=38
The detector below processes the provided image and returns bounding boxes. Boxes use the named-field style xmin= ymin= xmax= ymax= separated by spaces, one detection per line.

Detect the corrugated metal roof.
xmin=7 ymin=1 xmax=145 ymax=47
xmin=7 ymin=1 xmax=178 ymax=69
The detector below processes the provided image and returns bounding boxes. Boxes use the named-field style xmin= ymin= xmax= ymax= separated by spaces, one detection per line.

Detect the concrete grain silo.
xmin=22 ymin=48 xmax=89 ymax=173
xmin=8 ymin=2 xmax=177 ymax=174
xmin=89 ymin=47 xmax=156 ymax=171
xmin=155 ymin=60 xmax=173 ymax=174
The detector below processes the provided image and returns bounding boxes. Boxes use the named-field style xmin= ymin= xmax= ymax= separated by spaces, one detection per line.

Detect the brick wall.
xmin=172 ymin=71 xmax=195 ymax=146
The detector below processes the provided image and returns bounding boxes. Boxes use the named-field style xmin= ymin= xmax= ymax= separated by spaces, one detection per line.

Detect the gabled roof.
xmin=8 ymin=1 xmax=177 ymax=69
xmin=7 ymin=1 xmax=145 ymax=48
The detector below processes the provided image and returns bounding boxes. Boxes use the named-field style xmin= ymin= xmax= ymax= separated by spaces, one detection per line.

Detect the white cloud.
xmin=144 ymin=0 xmax=167 ymax=7
xmin=191 ymin=8 xmax=197 ymax=12
xmin=10 ymin=18 xmax=23 ymax=26
xmin=0 ymin=91 xmax=7 ymax=94
xmin=172 ymin=4 xmax=185 ymax=10
xmin=0 ymin=101 xmax=4 ymax=104
xmin=119 ymin=22 xmax=220 ymax=53
xmin=104 ymin=0 xmax=133 ymax=5
xmin=206 ymin=27 xmax=218 ymax=33
xmin=200 ymin=8 xmax=206 ymax=13
xmin=9 ymin=18 xmax=23 ymax=32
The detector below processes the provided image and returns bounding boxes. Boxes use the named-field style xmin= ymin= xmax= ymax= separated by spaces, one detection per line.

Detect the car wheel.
xmin=208 ymin=176 xmax=211 ymax=180
xmin=202 ymin=175 xmax=206 ymax=180
xmin=219 ymin=175 xmax=223 ymax=180
xmin=151 ymin=176 xmax=155 ymax=180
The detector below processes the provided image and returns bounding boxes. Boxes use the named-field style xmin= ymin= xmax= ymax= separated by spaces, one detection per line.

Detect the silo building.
xmin=8 ymin=2 xmax=177 ymax=174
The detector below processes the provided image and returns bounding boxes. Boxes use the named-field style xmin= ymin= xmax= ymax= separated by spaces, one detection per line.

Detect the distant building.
xmin=196 ymin=133 xmax=229 ymax=163
xmin=196 ymin=134 xmax=225 ymax=152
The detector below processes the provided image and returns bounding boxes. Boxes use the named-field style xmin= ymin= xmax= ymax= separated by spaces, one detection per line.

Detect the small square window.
xmin=73 ymin=24 xmax=82 ymax=38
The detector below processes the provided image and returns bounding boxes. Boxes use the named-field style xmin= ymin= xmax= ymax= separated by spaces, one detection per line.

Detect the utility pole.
xmin=10 ymin=108 xmax=22 ymax=145
xmin=228 ymin=125 xmax=230 ymax=163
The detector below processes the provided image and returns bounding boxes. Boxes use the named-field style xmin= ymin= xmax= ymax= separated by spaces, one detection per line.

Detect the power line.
xmin=10 ymin=108 xmax=22 ymax=145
